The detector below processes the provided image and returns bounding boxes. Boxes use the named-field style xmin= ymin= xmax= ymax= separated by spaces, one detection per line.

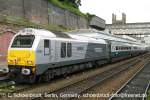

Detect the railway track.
xmin=0 ymin=80 xmax=32 ymax=95
xmin=30 ymin=54 xmax=149 ymax=100
xmin=0 ymin=69 xmax=9 ymax=81
xmin=0 ymin=75 xmax=8 ymax=81
xmin=109 ymin=60 xmax=150 ymax=100
xmin=0 ymin=53 xmax=149 ymax=100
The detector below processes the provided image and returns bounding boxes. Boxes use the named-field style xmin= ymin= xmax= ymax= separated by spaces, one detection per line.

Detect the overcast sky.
xmin=79 ymin=0 xmax=150 ymax=24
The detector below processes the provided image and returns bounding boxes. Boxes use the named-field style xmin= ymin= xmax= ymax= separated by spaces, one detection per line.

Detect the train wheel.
xmin=44 ymin=71 xmax=54 ymax=82
xmin=29 ymin=75 xmax=36 ymax=84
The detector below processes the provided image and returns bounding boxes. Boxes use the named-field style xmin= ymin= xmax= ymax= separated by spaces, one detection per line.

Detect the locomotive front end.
xmin=7 ymin=30 xmax=37 ymax=83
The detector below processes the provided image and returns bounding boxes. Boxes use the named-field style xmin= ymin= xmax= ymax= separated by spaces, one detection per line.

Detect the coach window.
xmin=61 ymin=43 xmax=66 ymax=58
xmin=67 ymin=43 xmax=72 ymax=57
xmin=119 ymin=47 xmax=121 ymax=50
xmin=116 ymin=46 xmax=118 ymax=50
xmin=44 ymin=40 xmax=50 ymax=55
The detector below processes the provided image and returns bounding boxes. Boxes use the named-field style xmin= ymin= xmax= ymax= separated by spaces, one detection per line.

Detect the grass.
xmin=49 ymin=0 xmax=86 ymax=17
xmin=49 ymin=0 xmax=96 ymax=20
xmin=147 ymin=90 xmax=150 ymax=100
xmin=0 ymin=14 xmax=69 ymax=32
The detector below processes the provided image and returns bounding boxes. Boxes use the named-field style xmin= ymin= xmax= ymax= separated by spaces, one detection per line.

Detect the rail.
xmin=109 ymin=61 xmax=150 ymax=100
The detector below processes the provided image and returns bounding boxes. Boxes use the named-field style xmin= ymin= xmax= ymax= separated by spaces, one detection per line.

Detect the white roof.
xmin=15 ymin=28 xmax=146 ymax=46
xmin=69 ymin=34 xmax=107 ymax=44
xmin=16 ymin=28 xmax=107 ymax=44
xmin=119 ymin=35 xmax=137 ymax=41
xmin=68 ymin=29 xmax=142 ymax=44
xmin=18 ymin=28 xmax=56 ymax=37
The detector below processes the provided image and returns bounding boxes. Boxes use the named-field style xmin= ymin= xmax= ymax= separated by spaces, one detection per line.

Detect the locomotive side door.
xmin=44 ymin=39 xmax=55 ymax=62
xmin=50 ymin=40 xmax=56 ymax=62
xmin=44 ymin=39 xmax=51 ymax=62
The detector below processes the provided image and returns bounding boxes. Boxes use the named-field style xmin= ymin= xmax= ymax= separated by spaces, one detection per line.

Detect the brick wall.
xmin=0 ymin=31 xmax=15 ymax=61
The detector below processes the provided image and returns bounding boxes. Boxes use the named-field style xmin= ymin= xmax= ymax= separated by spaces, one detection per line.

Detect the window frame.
xmin=11 ymin=35 xmax=35 ymax=48
xmin=61 ymin=42 xmax=66 ymax=58
xmin=44 ymin=39 xmax=50 ymax=55
xmin=67 ymin=43 xmax=72 ymax=57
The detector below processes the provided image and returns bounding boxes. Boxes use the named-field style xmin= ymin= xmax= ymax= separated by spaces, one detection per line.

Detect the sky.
xmin=79 ymin=0 xmax=150 ymax=24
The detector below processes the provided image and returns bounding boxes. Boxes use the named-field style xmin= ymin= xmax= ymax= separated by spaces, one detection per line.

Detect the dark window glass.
xmin=116 ymin=46 xmax=118 ymax=50
xmin=67 ymin=43 xmax=72 ymax=57
xmin=44 ymin=40 xmax=50 ymax=55
xmin=134 ymin=47 xmax=137 ymax=49
xmin=119 ymin=47 xmax=121 ymax=50
xmin=44 ymin=40 xmax=49 ymax=48
xmin=61 ymin=43 xmax=66 ymax=58
xmin=77 ymin=47 xmax=84 ymax=51
xmin=11 ymin=35 xmax=34 ymax=48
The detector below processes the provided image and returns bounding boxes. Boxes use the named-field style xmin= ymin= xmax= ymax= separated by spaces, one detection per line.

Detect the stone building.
xmin=106 ymin=13 xmax=150 ymax=42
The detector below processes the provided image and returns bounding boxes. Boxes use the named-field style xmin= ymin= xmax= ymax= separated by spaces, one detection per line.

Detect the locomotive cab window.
xmin=11 ymin=35 xmax=35 ymax=48
xmin=44 ymin=40 xmax=50 ymax=55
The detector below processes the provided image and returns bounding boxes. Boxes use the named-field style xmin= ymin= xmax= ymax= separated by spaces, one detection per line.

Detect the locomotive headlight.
xmin=8 ymin=60 xmax=11 ymax=63
xmin=21 ymin=68 xmax=30 ymax=75
xmin=8 ymin=60 xmax=13 ymax=64
xmin=27 ymin=61 xmax=33 ymax=65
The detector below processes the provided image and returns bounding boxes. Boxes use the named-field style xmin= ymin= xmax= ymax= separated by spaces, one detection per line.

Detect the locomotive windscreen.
xmin=11 ymin=35 xmax=35 ymax=48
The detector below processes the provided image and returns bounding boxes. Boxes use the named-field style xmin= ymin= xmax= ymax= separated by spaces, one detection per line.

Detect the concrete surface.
xmin=0 ymin=61 xmax=7 ymax=68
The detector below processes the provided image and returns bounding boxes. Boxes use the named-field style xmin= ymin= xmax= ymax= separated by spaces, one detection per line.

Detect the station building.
xmin=106 ymin=13 xmax=150 ymax=44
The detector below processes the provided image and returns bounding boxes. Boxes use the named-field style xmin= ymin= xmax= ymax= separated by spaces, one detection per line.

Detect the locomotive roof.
xmin=16 ymin=28 xmax=107 ymax=44
xmin=51 ymin=31 xmax=71 ymax=38
xmin=18 ymin=28 xmax=56 ymax=37
xmin=18 ymin=28 xmax=72 ymax=38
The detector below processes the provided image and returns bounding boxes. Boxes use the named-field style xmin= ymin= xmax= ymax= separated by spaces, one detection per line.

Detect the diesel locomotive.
xmin=7 ymin=28 xmax=146 ymax=83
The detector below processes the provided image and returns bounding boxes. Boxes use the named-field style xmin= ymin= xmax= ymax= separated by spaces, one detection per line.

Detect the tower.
xmin=112 ymin=13 xmax=116 ymax=24
xmin=122 ymin=13 xmax=126 ymax=24
xmin=112 ymin=13 xmax=126 ymax=24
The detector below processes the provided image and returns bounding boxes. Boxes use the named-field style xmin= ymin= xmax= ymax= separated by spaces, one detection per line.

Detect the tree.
xmin=71 ymin=0 xmax=81 ymax=7
xmin=58 ymin=0 xmax=81 ymax=8
xmin=75 ymin=0 xmax=81 ymax=6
